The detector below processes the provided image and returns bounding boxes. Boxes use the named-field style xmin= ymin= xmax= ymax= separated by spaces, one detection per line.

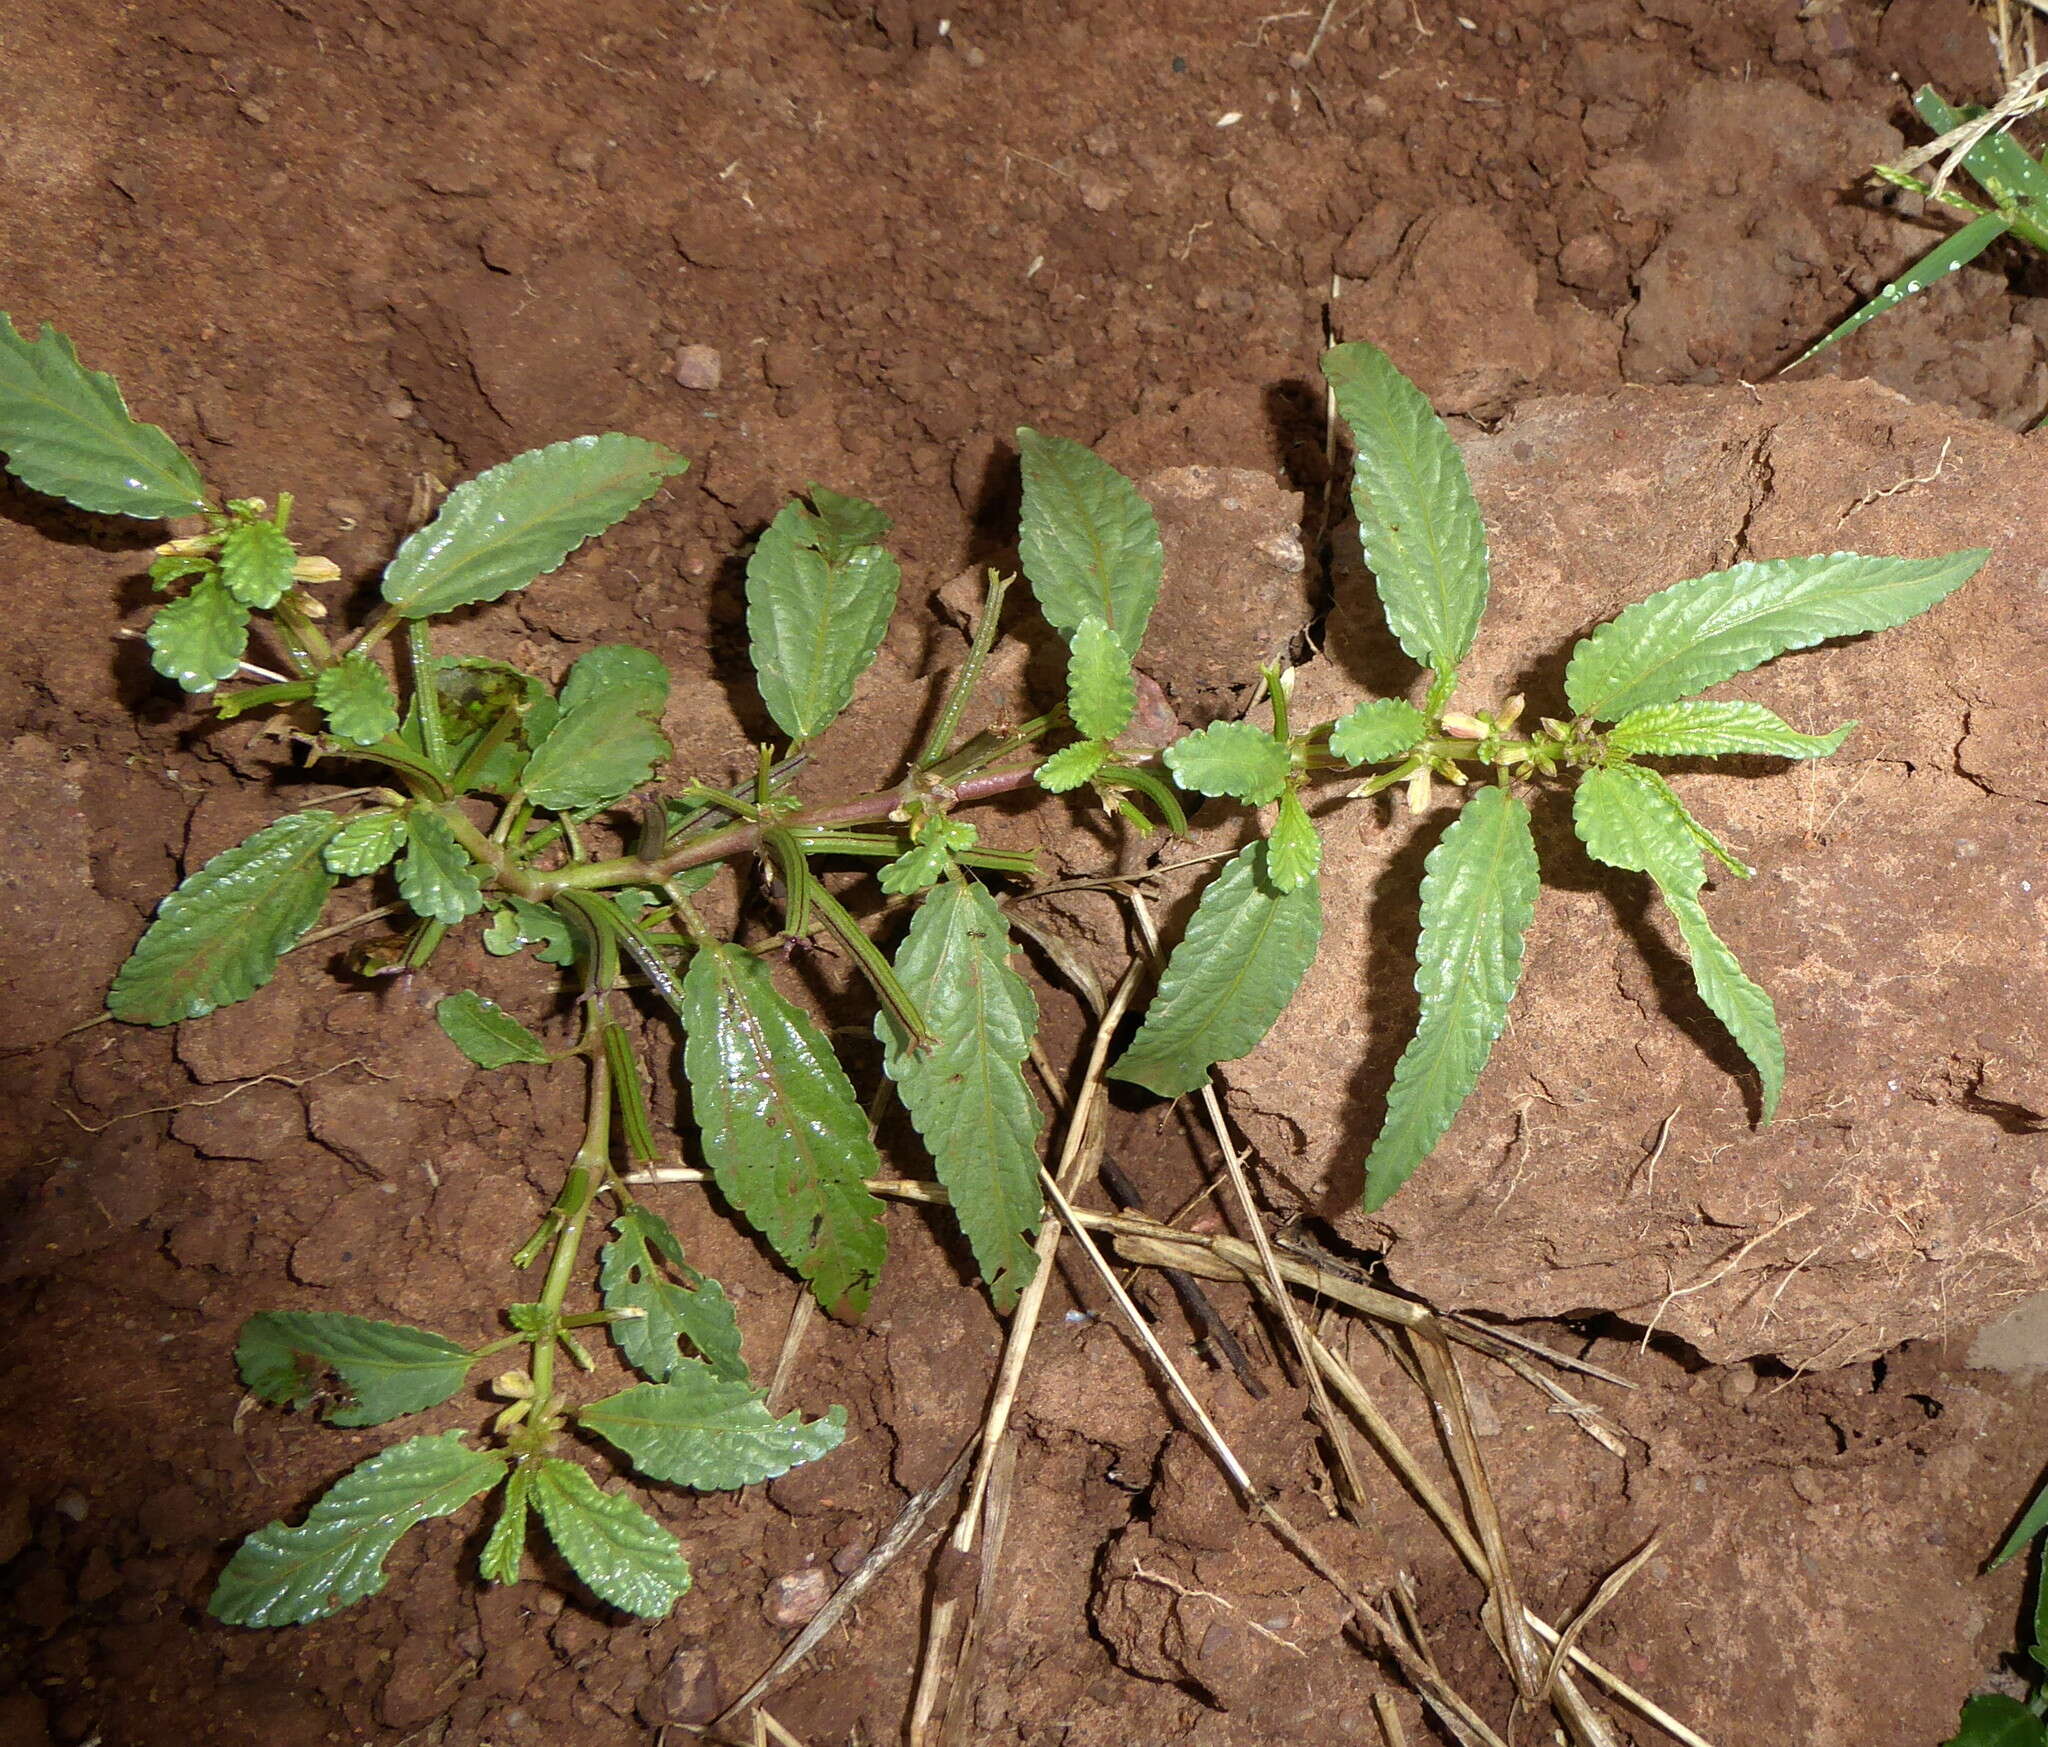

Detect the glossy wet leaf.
xmin=1110 ymin=838 xmax=1324 ymax=1099
xmin=209 ymin=1432 xmax=505 ymax=1627
xmin=746 ymin=487 xmax=902 ymax=742
xmin=1163 ymin=719 xmax=1292 ymax=806
xmin=0 ymin=314 xmax=207 ymax=517
xmin=531 ymin=1458 xmax=692 ymax=1618
xmin=1066 ymin=613 xmax=1135 ymax=742
xmin=1916 ymin=85 xmax=2048 ymax=210
xmin=313 ymin=655 xmax=401 ymax=746
xmin=680 ymin=942 xmax=888 ymax=1316
xmin=557 ymin=642 xmax=669 ymax=718
xmin=1329 ymin=697 xmax=1429 ymax=765
xmin=380 ymin=433 xmax=688 ymax=619
xmin=235 ymin=1310 xmax=475 ymax=1428
xmin=324 ymin=809 xmax=406 ymax=877
xmin=483 ymin=897 xmax=577 ymax=966
xmin=146 ymin=572 xmax=249 ymax=692
xmin=1322 ymin=341 xmax=1490 ymax=696
xmin=1363 ymin=787 xmax=1539 ymax=1211
xmin=1786 ymin=212 xmax=2011 ymax=369
xmin=436 ymin=990 xmax=550 ymax=1069
xmin=396 ymin=809 xmax=484 ymax=925
xmin=1016 ymin=426 xmax=1162 ymax=656
xmin=1564 ymin=549 xmax=1988 ymax=722
xmin=1572 ymin=765 xmax=1783 ymax=1118
xmin=1941 ymin=1694 xmax=2048 ymax=1747
xmin=521 ymin=646 xmax=671 ymax=811
xmin=1606 ymin=699 xmax=1853 ymax=761
xmin=600 ymin=1207 xmax=747 ymax=1384
xmin=109 ymin=809 xmax=340 ymax=1024
xmin=579 ymin=1363 xmax=847 ymax=1491
xmin=878 ymin=881 xmax=1044 ymax=1313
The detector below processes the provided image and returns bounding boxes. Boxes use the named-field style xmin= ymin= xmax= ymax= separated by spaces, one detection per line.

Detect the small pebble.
xmin=761 ymin=1564 xmax=831 ymax=1628
xmin=54 ymin=1491 xmax=89 ymax=1523
xmin=673 ymin=345 xmax=723 ymax=391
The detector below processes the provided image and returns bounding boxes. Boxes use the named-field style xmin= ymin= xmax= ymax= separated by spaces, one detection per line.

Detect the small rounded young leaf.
xmin=146 ymin=572 xmax=250 ymax=693
xmin=1329 ymin=697 xmax=1428 ymax=766
xmin=436 ymin=990 xmax=551 ymax=1069
xmin=1036 ymin=739 xmax=1109 ymax=793
xmin=1066 ymin=614 xmax=1136 ymax=743
xmin=0 ymin=315 xmax=208 ymax=518
xmin=109 ymin=810 xmax=341 ymax=1024
xmin=218 ymin=519 xmax=297 ymax=609
xmin=1266 ymin=790 xmax=1321 ymax=892
xmin=313 ymin=656 xmax=402 ymax=747
xmin=1163 ymin=720 xmax=1291 ymax=806
xmin=380 ymin=434 xmax=689 ymax=619
xmin=324 ymin=809 xmax=406 ymax=876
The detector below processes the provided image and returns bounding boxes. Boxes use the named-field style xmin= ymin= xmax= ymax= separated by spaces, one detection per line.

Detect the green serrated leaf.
xmin=1786 ymin=212 xmax=2012 ymax=370
xmin=1606 ymin=700 xmax=1853 ymax=761
xmin=1035 ymin=740 xmax=1109 ymax=793
xmin=436 ymin=990 xmax=550 ymax=1068
xmin=1564 ymin=549 xmax=1987 ymax=722
xmin=109 ymin=810 xmax=341 ymax=1024
xmin=1363 ymin=786 xmax=1538 ymax=1211
xmin=522 ymin=695 xmax=669 ymax=812
xmin=1572 ymin=766 xmax=1782 ymax=1117
xmin=746 ymin=489 xmax=902 ymax=743
xmin=396 ymin=810 xmax=485 ymax=925
xmin=324 ymin=809 xmax=406 ymax=876
xmin=234 ymin=1310 xmax=474 ymax=1428
xmin=0 ymin=315 xmax=207 ymax=517
xmin=1329 ymin=697 xmax=1429 ymax=766
xmin=579 ymin=1364 xmax=848 ymax=1491
xmin=530 ymin=1458 xmax=691 ymax=1617
xmin=600 ymin=1208 xmax=748 ymax=1384
xmin=479 ymin=1462 xmax=534 ymax=1586
xmin=380 ymin=434 xmax=688 ymax=619
xmin=1163 ymin=719 xmax=1292 ymax=805
xmin=1109 ymin=838 xmax=1324 ymax=1099
xmin=1267 ymin=790 xmax=1321 ymax=892
xmin=878 ymin=881 xmax=1044 ymax=1313
xmin=680 ymin=943 xmax=888 ymax=1316
xmin=878 ymin=839 xmax=952 ymax=897
xmin=313 ymin=656 xmax=401 ymax=747
xmin=150 ymin=552 xmax=216 ymax=589
xmin=1942 ymin=1693 xmax=2048 ymax=1747
xmin=558 ymin=642 xmax=669 ymax=718
xmin=1321 ymin=342 xmax=1490 ymax=695
xmin=218 ymin=519 xmax=297 ymax=609
xmin=1066 ymin=614 xmax=1136 ymax=743
xmin=483 ymin=897 xmax=577 ymax=965
xmin=1016 ymin=427 xmax=1162 ymax=657
xmin=209 ymin=1432 xmax=505 ymax=1628
xmin=146 ymin=572 xmax=250 ymax=693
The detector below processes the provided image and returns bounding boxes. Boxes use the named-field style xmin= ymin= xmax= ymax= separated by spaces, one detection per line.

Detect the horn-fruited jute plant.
xmin=0 ymin=313 xmax=1985 ymax=1626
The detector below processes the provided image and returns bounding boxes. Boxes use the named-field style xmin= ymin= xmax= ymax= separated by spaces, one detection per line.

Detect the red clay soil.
xmin=3 ymin=3 xmax=2047 ymax=1744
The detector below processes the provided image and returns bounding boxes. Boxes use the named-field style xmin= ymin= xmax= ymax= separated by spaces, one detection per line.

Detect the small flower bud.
xmin=1405 ymin=767 xmax=1434 ymax=812
xmin=291 ymin=555 xmax=343 ymax=584
xmin=1439 ymin=712 xmax=1488 ymax=740
xmin=491 ymin=1371 xmax=534 ymax=1400
xmin=1539 ymin=718 xmax=1573 ymax=741
xmin=1496 ymin=693 xmax=1526 ymax=729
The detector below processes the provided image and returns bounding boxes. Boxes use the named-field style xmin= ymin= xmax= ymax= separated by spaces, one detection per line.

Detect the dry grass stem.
xmin=764 ymin=1289 xmax=815 ymax=1416
xmin=713 ymin=1437 xmax=979 ymax=1729
xmin=1373 ymin=1690 xmax=1410 ymax=1747
xmin=1541 ymin=1534 xmax=1664 ymax=1701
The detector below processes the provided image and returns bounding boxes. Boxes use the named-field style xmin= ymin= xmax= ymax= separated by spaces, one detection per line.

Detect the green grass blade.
xmin=1016 ymin=427 xmax=1163 ymax=657
xmin=0 ymin=315 xmax=207 ymax=517
xmin=878 ymin=881 xmax=1045 ymax=1314
xmin=680 ymin=943 xmax=888 ymax=1316
xmin=530 ymin=1458 xmax=691 ymax=1618
xmin=1915 ymin=85 xmax=2048 ymax=209
xmin=1785 ymin=211 xmax=2011 ymax=370
xmin=1564 ymin=548 xmax=1987 ymax=722
xmin=1321 ymin=341 xmax=1490 ymax=694
xmin=379 ymin=434 xmax=687 ymax=619
xmin=209 ymin=1432 xmax=504 ymax=1627
xmin=578 ymin=1365 xmax=847 ymax=1490
xmin=108 ymin=810 xmax=341 ymax=1024
xmin=1110 ymin=838 xmax=1324 ymax=1099
xmin=1362 ymin=787 xmax=1538 ymax=1211
xmin=746 ymin=489 xmax=902 ymax=743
